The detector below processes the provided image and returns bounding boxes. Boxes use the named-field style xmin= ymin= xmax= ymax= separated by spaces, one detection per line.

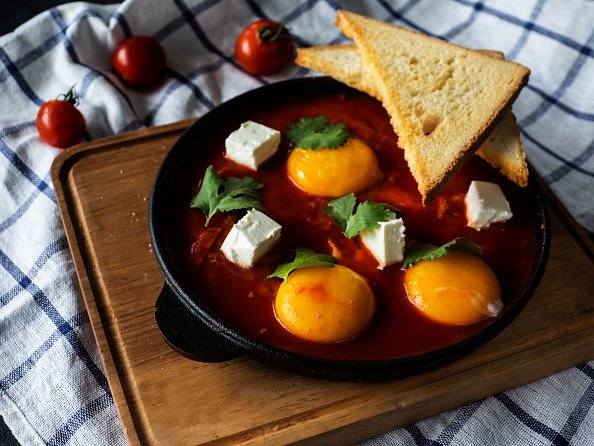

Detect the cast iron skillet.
xmin=149 ymin=77 xmax=550 ymax=381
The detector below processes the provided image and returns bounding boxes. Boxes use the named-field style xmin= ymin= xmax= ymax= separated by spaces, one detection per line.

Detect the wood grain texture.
xmin=51 ymin=121 xmax=594 ymax=446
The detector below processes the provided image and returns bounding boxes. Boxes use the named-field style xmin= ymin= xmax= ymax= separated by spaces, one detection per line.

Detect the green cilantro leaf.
xmin=190 ymin=165 xmax=222 ymax=217
xmin=321 ymin=193 xmax=355 ymax=232
xmin=267 ymin=248 xmax=337 ymax=282
xmin=345 ymin=200 xmax=395 ymax=238
xmin=190 ymin=165 xmax=264 ymax=226
xmin=323 ymin=193 xmax=395 ymax=238
xmin=287 ymin=116 xmax=351 ymax=150
xmin=402 ymin=237 xmax=483 ymax=268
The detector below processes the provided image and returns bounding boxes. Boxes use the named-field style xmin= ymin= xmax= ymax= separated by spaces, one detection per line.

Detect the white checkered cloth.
xmin=1 ymin=0 xmax=593 ymax=445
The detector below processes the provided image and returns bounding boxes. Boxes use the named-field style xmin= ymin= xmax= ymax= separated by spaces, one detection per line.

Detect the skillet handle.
xmin=154 ymin=284 xmax=244 ymax=362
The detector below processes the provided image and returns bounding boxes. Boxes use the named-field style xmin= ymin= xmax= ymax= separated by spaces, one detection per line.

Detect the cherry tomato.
xmin=36 ymin=87 xmax=86 ymax=148
xmin=112 ymin=35 xmax=166 ymax=89
xmin=235 ymin=20 xmax=294 ymax=75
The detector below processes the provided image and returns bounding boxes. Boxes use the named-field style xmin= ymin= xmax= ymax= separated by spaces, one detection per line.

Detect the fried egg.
xmin=286 ymin=138 xmax=380 ymax=197
xmin=404 ymin=250 xmax=503 ymax=325
xmin=274 ymin=265 xmax=376 ymax=343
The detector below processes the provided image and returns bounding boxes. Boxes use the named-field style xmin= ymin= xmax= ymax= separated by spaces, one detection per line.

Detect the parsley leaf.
xmin=323 ymin=193 xmax=395 ymax=238
xmin=345 ymin=200 xmax=395 ymax=238
xmin=287 ymin=116 xmax=351 ymax=150
xmin=402 ymin=237 xmax=483 ymax=268
xmin=190 ymin=165 xmax=264 ymax=226
xmin=322 ymin=193 xmax=355 ymax=232
xmin=267 ymin=248 xmax=337 ymax=282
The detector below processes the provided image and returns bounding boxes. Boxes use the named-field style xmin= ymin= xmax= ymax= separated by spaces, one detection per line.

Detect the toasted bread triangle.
xmin=335 ymin=10 xmax=530 ymax=203
xmin=295 ymin=45 xmax=529 ymax=187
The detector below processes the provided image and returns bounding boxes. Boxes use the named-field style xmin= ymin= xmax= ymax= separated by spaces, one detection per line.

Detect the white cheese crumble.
xmin=360 ymin=212 xmax=406 ymax=269
xmin=220 ymin=209 xmax=281 ymax=268
xmin=465 ymin=180 xmax=513 ymax=230
xmin=225 ymin=121 xmax=280 ymax=170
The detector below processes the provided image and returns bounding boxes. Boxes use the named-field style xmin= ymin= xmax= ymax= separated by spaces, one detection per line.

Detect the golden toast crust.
xmin=295 ymin=45 xmax=529 ymax=188
xmin=334 ymin=10 xmax=529 ymax=203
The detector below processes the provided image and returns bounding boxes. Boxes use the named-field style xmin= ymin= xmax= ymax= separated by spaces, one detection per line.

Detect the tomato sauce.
xmin=165 ymin=92 xmax=539 ymax=360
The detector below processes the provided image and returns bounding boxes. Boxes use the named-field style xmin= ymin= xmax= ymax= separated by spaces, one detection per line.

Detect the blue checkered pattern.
xmin=0 ymin=0 xmax=592 ymax=444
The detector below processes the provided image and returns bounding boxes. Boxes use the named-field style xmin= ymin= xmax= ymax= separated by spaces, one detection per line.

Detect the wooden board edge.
xmin=49 ymin=119 xmax=594 ymax=446
xmin=50 ymin=120 xmax=196 ymax=446
xmin=51 ymin=118 xmax=196 ymax=183
xmin=271 ymin=321 xmax=594 ymax=445
xmin=534 ymin=175 xmax=594 ymax=261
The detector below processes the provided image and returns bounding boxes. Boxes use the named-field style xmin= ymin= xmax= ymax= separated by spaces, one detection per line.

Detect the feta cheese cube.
xmin=465 ymin=180 xmax=513 ymax=230
xmin=225 ymin=121 xmax=280 ymax=170
xmin=220 ymin=209 xmax=281 ymax=268
xmin=360 ymin=212 xmax=406 ymax=269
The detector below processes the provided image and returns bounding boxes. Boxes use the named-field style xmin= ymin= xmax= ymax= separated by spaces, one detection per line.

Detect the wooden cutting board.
xmin=51 ymin=120 xmax=594 ymax=446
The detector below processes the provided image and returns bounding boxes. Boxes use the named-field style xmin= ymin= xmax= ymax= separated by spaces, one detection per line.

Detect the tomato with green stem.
xmin=235 ymin=20 xmax=294 ymax=75
xmin=36 ymin=86 xmax=86 ymax=148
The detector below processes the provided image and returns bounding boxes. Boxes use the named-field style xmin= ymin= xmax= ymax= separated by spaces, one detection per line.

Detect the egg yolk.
xmin=404 ymin=250 xmax=503 ymax=325
xmin=274 ymin=265 xmax=376 ymax=343
xmin=286 ymin=138 xmax=380 ymax=197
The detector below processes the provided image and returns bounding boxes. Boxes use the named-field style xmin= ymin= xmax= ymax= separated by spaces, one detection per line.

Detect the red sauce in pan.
xmin=166 ymin=92 xmax=539 ymax=360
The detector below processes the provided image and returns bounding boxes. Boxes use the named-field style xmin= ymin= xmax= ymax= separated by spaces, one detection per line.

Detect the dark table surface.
xmin=2 ymin=3 xmax=117 ymax=446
